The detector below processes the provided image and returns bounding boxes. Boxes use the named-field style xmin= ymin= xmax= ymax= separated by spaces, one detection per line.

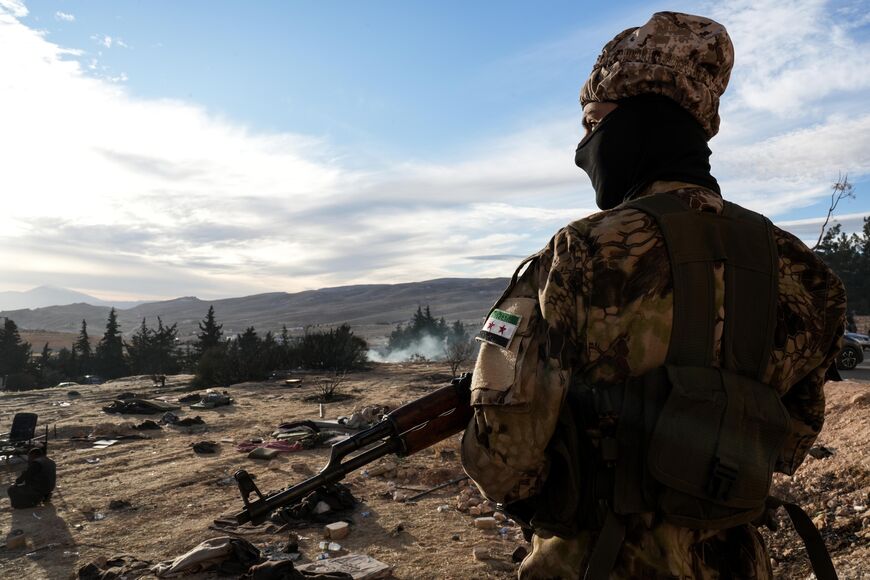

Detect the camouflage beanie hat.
xmin=580 ymin=11 xmax=734 ymax=139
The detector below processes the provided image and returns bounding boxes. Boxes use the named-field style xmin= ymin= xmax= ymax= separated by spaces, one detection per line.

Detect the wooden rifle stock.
xmin=230 ymin=373 xmax=473 ymax=525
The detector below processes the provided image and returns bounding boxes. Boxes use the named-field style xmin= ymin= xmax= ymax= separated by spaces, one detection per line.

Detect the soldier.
xmin=461 ymin=12 xmax=845 ymax=580
xmin=7 ymin=447 xmax=56 ymax=509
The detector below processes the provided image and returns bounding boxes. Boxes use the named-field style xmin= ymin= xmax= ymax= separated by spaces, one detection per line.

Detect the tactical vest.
xmin=506 ymin=193 xmax=838 ymax=580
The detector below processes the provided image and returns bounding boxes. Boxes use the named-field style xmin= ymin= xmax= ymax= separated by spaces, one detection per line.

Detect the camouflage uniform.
xmin=461 ymin=12 xmax=846 ymax=578
xmin=461 ymin=181 xmax=845 ymax=579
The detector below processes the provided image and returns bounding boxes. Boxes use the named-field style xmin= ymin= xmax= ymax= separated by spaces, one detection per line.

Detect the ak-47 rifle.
xmin=231 ymin=373 xmax=473 ymax=525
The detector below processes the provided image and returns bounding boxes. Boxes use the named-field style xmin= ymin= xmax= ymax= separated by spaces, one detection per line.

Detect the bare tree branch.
xmin=813 ymin=173 xmax=855 ymax=250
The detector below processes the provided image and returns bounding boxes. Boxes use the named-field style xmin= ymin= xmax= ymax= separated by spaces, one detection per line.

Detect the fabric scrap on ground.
xmin=77 ymin=555 xmax=152 ymax=579
xmin=270 ymin=483 xmax=357 ymax=525
xmin=162 ymin=412 xmax=205 ymax=427
xmin=103 ymin=399 xmax=180 ymax=415
xmin=151 ymin=536 xmax=261 ymax=577
xmin=178 ymin=393 xmax=203 ymax=403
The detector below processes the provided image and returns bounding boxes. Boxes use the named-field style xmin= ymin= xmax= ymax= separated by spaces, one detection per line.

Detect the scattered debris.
xmin=92 ymin=439 xmax=119 ymax=449
xmin=5 ymin=529 xmax=26 ymax=550
xmin=78 ymin=555 xmax=153 ymax=580
xmin=134 ymin=419 xmax=161 ymax=430
xmin=103 ymin=398 xmax=179 ymax=415
xmin=808 ymin=446 xmax=835 ymax=459
xmin=325 ymin=521 xmax=350 ymax=540
xmin=296 ymin=554 xmax=392 ymax=580
xmin=403 ymin=475 xmax=469 ymax=502
xmin=270 ymin=483 xmax=357 ymax=525
xmin=511 ymin=545 xmax=529 ymax=563
xmin=67 ymin=390 xmax=81 ymax=397
xmin=85 ymin=458 xmax=100 ymax=464
xmin=193 ymin=441 xmax=220 ymax=454
xmin=108 ymin=499 xmax=132 ymax=511
xmin=248 ymin=447 xmax=280 ymax=460
xmin=151 ymin=536 xmax=261 ymax=577
xmin=472 ymin=546 xmax=492 ymax=561
xmin=337 ymin=405 xmax=390 ymax=429
xmin=191 ymin=390 xmax=234 ymax=409
xmin=162 ymin=412 xmax=205 ymax=427
xmin=389 ymin=523 xmax=405 ymax=537
xmin=474 ymin=517 xmax=498 ymax=530
xmin=178 ymin=393 xmax=203 ymax=404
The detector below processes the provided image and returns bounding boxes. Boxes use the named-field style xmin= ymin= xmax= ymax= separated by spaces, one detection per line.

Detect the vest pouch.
xmin=646 ymin=365 xmax=790 ymax=529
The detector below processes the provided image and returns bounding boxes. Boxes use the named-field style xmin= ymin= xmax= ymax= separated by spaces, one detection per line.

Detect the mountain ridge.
xmin=0 ymin=277 xmax=509 ymax=342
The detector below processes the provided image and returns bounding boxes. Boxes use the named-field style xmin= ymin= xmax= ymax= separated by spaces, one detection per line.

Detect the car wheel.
xmin=838 ymin=346 xmax=860 ymax=371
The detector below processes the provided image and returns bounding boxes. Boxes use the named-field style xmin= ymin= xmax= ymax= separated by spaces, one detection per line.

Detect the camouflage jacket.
xmin=461 ymin=182 xmax=846 ymax=579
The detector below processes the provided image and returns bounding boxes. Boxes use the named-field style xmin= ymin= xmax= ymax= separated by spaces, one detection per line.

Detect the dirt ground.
xmin=0 ymin=364 xmax=866 ymax=579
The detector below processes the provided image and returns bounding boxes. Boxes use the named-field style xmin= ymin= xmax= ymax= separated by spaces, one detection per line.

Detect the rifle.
xmin=231 ymin=373 xmax=473 ymax=525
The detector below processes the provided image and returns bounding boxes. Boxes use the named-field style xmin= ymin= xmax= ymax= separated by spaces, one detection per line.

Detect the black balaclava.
xmin=574 ymin=93 xmax=720 ymax=210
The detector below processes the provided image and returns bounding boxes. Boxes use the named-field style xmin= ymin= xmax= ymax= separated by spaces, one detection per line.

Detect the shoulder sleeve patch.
xmin=477 ymin=308 xmax=522 ymax=349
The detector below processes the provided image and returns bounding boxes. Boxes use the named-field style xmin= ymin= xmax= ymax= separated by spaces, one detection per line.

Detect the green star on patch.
xmin=477 ymin=309 xmax=521 ymax=348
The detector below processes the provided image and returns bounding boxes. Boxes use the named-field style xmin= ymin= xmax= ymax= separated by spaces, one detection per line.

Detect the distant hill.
xmin=0 ymin=286 xmax=143 ymax=311
xmin=0 ymin=278 xmax=508 ymax=343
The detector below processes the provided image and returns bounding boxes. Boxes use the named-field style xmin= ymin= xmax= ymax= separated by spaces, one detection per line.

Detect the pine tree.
xmin=96 ymin=308 xmax=128 ymax=379
xmin=73 ymin=319 xmax=91 ymax=374
xmin=196 ymin=306 xmax=223 ymax=356
xmin=0 ymin=318 xmax=32 ymax=377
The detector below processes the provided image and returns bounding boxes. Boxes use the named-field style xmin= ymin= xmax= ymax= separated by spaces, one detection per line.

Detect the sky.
xmin=1 ymin=0 xmax=869 ymax=301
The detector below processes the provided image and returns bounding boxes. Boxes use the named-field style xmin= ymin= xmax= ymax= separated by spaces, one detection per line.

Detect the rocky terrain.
xmin=0 ymin=365 xmax=866 ymax=579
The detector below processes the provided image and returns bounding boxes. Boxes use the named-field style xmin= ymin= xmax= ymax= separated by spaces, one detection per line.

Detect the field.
xmin=0 ymin=364 xmax=866 ymax=579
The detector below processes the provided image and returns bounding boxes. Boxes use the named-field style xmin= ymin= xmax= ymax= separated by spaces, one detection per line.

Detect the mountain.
xmin=0 ymin=278 xmax=508 ymax=343
xmin=0 ymin=286 xmax=143 ymax=311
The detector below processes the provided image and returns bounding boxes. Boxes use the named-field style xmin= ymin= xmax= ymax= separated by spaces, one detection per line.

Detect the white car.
xmin=845 ymin=332 xmax=870 ymax=351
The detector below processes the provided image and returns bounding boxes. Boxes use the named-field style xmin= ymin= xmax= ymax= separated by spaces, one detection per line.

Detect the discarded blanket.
xmin=103 ymin=399 xmax=180 ymax=415
xmin=270 ymin=483 xmax=356 ymax=525
xmin=78 ymin=555 xmax=152 ymax=579
xmin=151 ymin=536 xmax=261 ymax=577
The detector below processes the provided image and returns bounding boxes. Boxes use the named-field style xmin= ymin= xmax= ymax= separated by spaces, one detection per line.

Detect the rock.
xmin=437 ymin=505 xmax=451 ymax=513
xmin=474 ymin=517 xmax=498 ymax=530
xmin=808 ymin=446 xmax=834 ymax=460
xmin=451 ymin=534 xmax=461 ymax=541
xmin=511 ymin=546 xmax=529 ymax=563
xmin=479 ymin=501 xmax=496 ymax=515
xmin=472 ymin=546 xmax=491 ymax=561
xmin=849 ymin=392 xmax=870 ymax=406
xmin=291 ymin=462 xmax=313 ymax=475
xmin=493 ymin=512 xmax=506 ymax=523
xmin=325 ymin=521 xmax=350 ymax=540
xmin=313 ymin=501 xmax=332 ymax=515
xmin=469 ymin=506 xmax=482 ymax=516
xmin=392 ymin=491 xmax=411 ymax=502
xmin=108 ymin=499 xmax=132 ymax=510
xmin=813 ymin=514 xmax=826 ymax=530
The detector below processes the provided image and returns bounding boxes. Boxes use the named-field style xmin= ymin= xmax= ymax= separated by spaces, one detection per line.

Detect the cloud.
xmin=54 ymin=11 xmax=74 ymax=22
xmin=0 ymin=0 xmax=868 ymax=302
xmin=91 ymin=34 xmax=129 ymax=49
xmin=0 ymin=0 xmax=26 ymax=18
xmin=708 ymin=0 xmax=870 ymax=116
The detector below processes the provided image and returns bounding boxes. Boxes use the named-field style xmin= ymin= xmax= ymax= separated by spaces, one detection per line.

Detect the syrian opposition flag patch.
xmin=477 ymin=309 xmax=522 ymax=348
